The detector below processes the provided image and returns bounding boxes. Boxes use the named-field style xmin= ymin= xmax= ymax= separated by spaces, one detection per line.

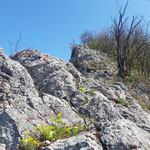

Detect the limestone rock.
xmin=0 ymin=144 xmax=6 ymax=150
xmin=100 ymin=119 xmax=150 ymax=150
xmin=0 ymin=46 xmax=150 ymax=150
xmin=70 ymin=46 xmax=117 ymax=78
xmin=11 ymin=49 xmax=77 ymax=99
xmin=0 ymin=53 xmax=83 ymax=149
xmin=41 ymin=131 xmax=102 ymax=150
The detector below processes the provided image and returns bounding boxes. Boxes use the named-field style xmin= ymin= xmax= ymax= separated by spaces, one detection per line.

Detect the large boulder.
xmin=100 ymin=119 xmax=150 ymax=150
xmin=70 ymin=46 xmax=117 ymax=78
xmin=11 ymin=49 xmax=78 ymax=99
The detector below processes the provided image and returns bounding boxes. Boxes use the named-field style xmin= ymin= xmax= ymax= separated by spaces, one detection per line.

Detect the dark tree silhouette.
xmin=112 ymin=0 xmax=142 ymax=78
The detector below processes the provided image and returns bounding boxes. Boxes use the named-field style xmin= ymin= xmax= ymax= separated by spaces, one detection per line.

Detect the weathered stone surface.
xmin=100 ymin=119 xmax=150 ymax=150
xmin=0 ymin=52 xmax=84 ymax=149
xmin=70 ymin=45 xmax=117 ymax=78
xmin=0 ymin=46 xmax=150 ymax=150
xmin=0 ymin=144 xmax=6 ymax=150
xmin=79 ymin=90 xmax=150 ymax=128
xmin=79 ymin=94 xmax=122 ymax=123
xmin=41 ymin=131 xmax=102 ymax=150
xmin=133 ymin=82 xmax=150 ymax=102
xmin=11 ymin=49 xmax=77 ymax=99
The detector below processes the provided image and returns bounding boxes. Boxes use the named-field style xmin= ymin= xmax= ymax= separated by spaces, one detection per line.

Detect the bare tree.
xmin=14 ymin=33 xmax=22 ymax=53
xmin=69 ymin=39 xmax=77 ymax=51
xmin=78 ymin=0 xmax=150 ymax=79
xmin=133 ymin=24 xmax=150 ymax=78
xmin=8 ymin=33 xmax=22 ymax=55
xmin=80 ymin=30 xmax=93 ymax=45
xmin=112 ymin=0 xmax=142 ymax=78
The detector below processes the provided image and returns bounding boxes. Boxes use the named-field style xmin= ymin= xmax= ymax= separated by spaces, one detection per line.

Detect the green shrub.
xmin=147 ymin=105 xmax=150 ymax=111
xmin=89 ymin=90 xmax=96 ymax=94
xmin=37 ymin=84 xmax=42 ymax=90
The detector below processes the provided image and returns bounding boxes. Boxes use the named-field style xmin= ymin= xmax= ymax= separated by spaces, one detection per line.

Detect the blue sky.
xmin=0 ymin=0 xmax=150 ymax=62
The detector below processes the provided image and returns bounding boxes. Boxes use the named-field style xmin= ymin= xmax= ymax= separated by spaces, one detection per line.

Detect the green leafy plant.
xmin=89 ymin=90 xmax=96 ymax=94
xmin=147 ymin=105 xmax=150 ymax=111
xmin=20 ymin=113 xmax=93 ymax=150
xmin=89 ymin=89 xmax=96 ymax=97
xmin=117 ymin=98 xmax=129 ymax=107
xmin=78 ymin=87 xmax=86 ymax=93
xmin=37 ymin=84 xmax=42 ymax=90
xmin=81 ymin=100 xmax=87 ymax=105
xmin=20 ymin=132 xmax=39 ymax=150
xmin=126 ymin=71 xmax=139 ymax=83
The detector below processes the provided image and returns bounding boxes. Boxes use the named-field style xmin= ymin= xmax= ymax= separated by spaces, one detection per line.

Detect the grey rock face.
xmin=0 ymin=46 xmax=150 ymax=150
xmin=0 ymin=144 xmax=6 ymax=150
xmin=0 ymin=51 xmax=83 ymax=149
xmin=11 ymin=49 xmax=77 ymax=99
xmin=133 ymin=82 xmax=150 ymax=102
xmin=100 ymin=119 xmax=150 ymax=150
xmin=41 ymin=131 xmax=102 ymax=150
xmin=70 ymin=46 xmax=117 ymax=79
xmin=79 ymin=94 xmax=119 ymax=121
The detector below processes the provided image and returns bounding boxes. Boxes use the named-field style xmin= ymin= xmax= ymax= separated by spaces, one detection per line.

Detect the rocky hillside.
xmin=0 ymin=46 xmax=150 ymax=150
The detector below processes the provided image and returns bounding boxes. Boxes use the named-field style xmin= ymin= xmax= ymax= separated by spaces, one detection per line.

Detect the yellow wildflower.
xmin=57 ymin=113 xmax=62 ymax=118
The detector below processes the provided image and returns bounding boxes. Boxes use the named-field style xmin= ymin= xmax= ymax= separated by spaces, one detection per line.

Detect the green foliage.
xmin=20 ymin=132 xmax=39 ymax=150
xmin=117 ymin=98 xmax=129 ymax=107
xmin=126 ymin=72 xmax=139 ymax=83
xmin=147 ymin=105 xmax=150 ymax=111
xmin=81 ymin=100 xmax=87 ymax=105
xmin=20 ymin=113 xmax=93 ymax=150
xmin=37 ymin=84 xmax=42 ymax=90
xmin=79 ymin=87 xmax=86 ymax=93
xmin=89 ymin=90 xmax=96 ymax=94
xmin=88 ymin=42 xmax=101 ymax=50
xmin=77 ymin=113 xmax=86 ymax=119
xmin=138 ymin=101 xmax=150 ymax=111
xmin=80 ymin=27 xmax=150 ymax=80
xmin=89 ymin=89 xmax=97 ymax=97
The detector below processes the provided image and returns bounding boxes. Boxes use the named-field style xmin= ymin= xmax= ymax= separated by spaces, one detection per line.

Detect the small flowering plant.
xmin=20 ymin=113 xmax=94 ymax=150
xmin=78 ymin=87 xmax=86 ymax=93
xmin=20 ymin=132 xmax=39 ymax=150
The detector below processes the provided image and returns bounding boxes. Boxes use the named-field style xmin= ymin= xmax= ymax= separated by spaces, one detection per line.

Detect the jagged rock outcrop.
xmin=0 ymin=51 xmax=84 ymax=149
xmin=100 ymin=119 xmax=150 ymax=150
xmin=70 ymin=45 xmax=117 ymax=79
xmin=10 ymin=50 xmax=78 ymax=99
xmin=0 ymin=46 xmax=150 ymax=150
